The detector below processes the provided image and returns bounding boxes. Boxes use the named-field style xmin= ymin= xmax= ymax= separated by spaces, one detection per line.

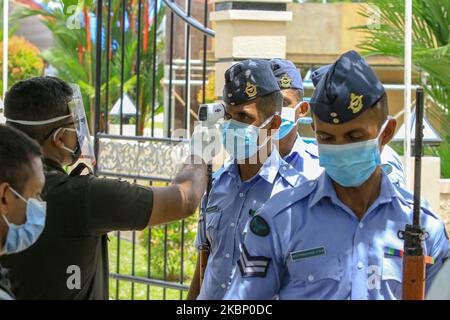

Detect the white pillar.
xmin=2 ymin=0 xmax=8 ymax=97
xmin=403 ymin=0 xmax=412 ymax=188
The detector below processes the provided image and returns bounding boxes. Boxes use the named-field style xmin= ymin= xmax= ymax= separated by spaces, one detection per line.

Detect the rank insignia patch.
xmin=237 ymin=244 xmax=271 ymax=278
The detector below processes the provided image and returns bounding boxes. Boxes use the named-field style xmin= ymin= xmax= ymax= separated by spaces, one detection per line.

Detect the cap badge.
xmin=348 ymin=93 xmax=364 ymax=114
xmin=279 ymin=74 xmax=292 ymax=89
xmin=245 ymin=82 xmax=258 ymax=98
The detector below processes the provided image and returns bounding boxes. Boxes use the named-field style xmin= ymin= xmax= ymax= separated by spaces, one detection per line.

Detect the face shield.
xmin=6 ymin=83 xmax=96 ymax=168
xmin=67 ymin=84 xmax=96 ymax=167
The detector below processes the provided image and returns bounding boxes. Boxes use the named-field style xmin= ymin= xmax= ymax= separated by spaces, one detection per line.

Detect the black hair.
xmin=4 ymin=76 xmax=74 ymax=144
xmin=257 ymin=90 xmax=283 ymax=118
xmin=0 ymin=125 xmax=43 ymax=194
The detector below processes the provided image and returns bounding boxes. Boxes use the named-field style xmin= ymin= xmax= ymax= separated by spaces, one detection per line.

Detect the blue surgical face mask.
xmin=0 ymin=187 xmax=47 ymax=255
xmin=318 ymin=120 xmax=390 ymax=187
xmin=273 ymin=103 xmax=301 ymax=141
xmin=222 ymin=115 xmax=275 ymax=161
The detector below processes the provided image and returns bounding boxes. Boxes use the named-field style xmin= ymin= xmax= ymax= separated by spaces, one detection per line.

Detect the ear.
xmin=0 ymin=182 xmax=9 ymax=215
xmin=51 ymin=127 xmax=66 ymax=149
xmin=271 ymin=114 xmax=282 ymax=130
xmin=297 ymin=101 xmax=309 ymax=118
xmin=380 ymin=118 xmax=397 ymax=146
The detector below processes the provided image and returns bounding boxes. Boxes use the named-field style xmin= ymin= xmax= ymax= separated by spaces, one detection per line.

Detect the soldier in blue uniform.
xmin=310 ymin=64 xmax=405 ymax=187
xmin=187 ymin=59 xmax=306 ymax=300
xmin=271 ymin=59 xmax=405 ymax=186
xmin=270 ymin=59 xmax=321 ymax=179
xmin=224 ymin=51 xmax=449 ymax=300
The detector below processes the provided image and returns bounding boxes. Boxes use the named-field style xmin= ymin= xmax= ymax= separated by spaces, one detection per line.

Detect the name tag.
xmin=205 ymin=205 xmax=219 ymax=213
xmin=290 ymin=247 xmax=326 ymax=261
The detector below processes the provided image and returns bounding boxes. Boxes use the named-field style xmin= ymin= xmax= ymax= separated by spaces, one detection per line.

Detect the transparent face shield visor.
xmin=6 ymin=83 xmax=96 ymax=168
xmin=68 ymin=84 xmax=96 ymax=167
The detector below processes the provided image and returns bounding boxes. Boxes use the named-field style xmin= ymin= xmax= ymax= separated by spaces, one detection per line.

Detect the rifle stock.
xmin=199 ymin=248 xmax=210 ymax=287
xmin=403 ymin=255 xmax=426 ymax=300
xmin=199 ymin=163 xmax=213 ymax=288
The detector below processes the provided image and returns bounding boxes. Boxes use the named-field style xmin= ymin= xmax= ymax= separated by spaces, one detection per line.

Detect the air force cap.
xmin=223 ymin=59 xmax=280 ymax=106
xmin=270 ymin=59 xmax=303 ymax=91
xmin=310 ymin=50 xmax=385 ymax=124
xmin=311 ymin=64 xmax=331 ymax=87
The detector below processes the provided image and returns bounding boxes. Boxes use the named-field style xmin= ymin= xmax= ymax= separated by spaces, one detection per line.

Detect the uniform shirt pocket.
xmin=286 ymin=256 xmax=343 ymax=299
xmin=381 ymin=256 xmax=403 ymax=299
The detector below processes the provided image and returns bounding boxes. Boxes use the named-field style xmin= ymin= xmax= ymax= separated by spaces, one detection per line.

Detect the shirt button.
xmin=282 ymin=165 xmax=287 ymax=171
xmin=357 ymin=262 xmax=364 ymax=270
xmin=309 ymin=181 xmax=314 ymax=187
xmin=239 ymin=192 xmax=244 ymax=198
xmin=221 ymin=283 xmax=226 ymax=289
xmin=225 ymin=253 xmax=230 ymax=258
xmin=230 ymin=223 xmax=235 ymax=228
xmin=308 ymin=274 xmax=314 ymax=282
xmin=359 ymin=222 xmax=364 ymax=229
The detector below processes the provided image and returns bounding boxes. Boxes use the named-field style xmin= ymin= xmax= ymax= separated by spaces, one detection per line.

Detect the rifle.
xmin=199 ymin=163 xmax=212 ymax=287
xmin=398 ymin=87 xmax=429 ymax=300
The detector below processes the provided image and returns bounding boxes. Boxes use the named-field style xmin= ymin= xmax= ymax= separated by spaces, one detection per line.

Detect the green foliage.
xmin=354 ymin=0 xmax=450 ymax=178
xmin=13 ymin=0 xmax=165 ymax=133
xmin=0 ymin=0 xmax=19 ymax=41
xmin=140 ymin=214 xmax=198 ymax=282
xmin=108 ymin=234 xmax=189 ymax=300
xmin=354 ymin=0 xmax=450 ymax=110
xmin=106 ymin=212 xmax=199 ymax=300
xmin=0 ymin=36 xmax=45 ymax=93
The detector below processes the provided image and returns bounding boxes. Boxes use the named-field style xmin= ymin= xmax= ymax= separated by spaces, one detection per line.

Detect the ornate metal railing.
xmin=94 ymin=0 xmax=213 ymax=300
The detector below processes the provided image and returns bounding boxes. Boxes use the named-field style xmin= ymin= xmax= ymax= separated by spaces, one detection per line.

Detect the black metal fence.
xmin=93 ymin=0 xmax=214 ymax=300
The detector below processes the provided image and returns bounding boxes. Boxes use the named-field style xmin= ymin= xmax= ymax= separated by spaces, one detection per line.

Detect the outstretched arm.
xmin=149 ymin=155 xmax=207 ymax=226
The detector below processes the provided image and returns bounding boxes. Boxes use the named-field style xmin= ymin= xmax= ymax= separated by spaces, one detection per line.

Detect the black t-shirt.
xmin=0 ymin=265 xmax=14 ymax=300
xmin=0 ymin=159 xmax=153 ymax=300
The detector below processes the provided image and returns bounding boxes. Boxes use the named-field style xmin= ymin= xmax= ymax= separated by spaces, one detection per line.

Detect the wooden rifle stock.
xmin=199 ymin=163 xmax=213 ymax=288
xmin=199 ymin=247 xmax=210 ymax=287
xmin=403 ymin=255 xmax=426 ymax=300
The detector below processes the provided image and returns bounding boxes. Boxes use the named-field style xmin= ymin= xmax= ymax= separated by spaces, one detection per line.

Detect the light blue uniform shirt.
xmin=224 ymin=171 xmax=449 ymax=300
xmin=195 ymin=147 xmax=306 ymax=300
xmin=282 ymin=135 xmax=321 ymax=180
xmin=283 ymin=135 xmax=405 ymax=187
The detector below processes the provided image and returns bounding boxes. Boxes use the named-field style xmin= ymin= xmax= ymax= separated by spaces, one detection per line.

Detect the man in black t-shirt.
xmin=0 ymin=77 xmax=209 ymax=299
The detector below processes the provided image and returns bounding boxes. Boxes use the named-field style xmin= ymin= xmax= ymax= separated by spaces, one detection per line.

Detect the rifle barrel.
xmin=413 ymin=88 xmax=424 ymax=227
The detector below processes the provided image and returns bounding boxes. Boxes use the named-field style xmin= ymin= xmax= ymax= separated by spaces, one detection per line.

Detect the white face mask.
xmin=280 ymin=102 xmax=301 ymax=123
xmin=272 ymin=102 xmax=301 ymax=141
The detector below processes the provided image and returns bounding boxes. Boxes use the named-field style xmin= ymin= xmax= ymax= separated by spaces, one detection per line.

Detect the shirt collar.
xmin=308 ymin=169 xmax=405 ymax=209
xmin=223 ymin=146 xmax=285 ymax=185
xmin=257 ymin=146 xmax=283 ymax=184
xmin=287 ymin=134 xmax=318 ymax=160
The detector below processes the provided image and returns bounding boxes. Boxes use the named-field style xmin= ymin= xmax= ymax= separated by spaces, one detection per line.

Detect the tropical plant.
xmin=140 ymin=214 xmax=198 ymax=282
xmin=0 ymin=36 xmax=45 ymax=93
xmin=354 ymin=0 xmax=450 ymax=178
xmin=0 ymin=0 xmax=20 ymax=41
xmin=14 ymin=0 xmax=165 ymax=134
xmin=354 ymin=0 xmax=449 ymax=111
